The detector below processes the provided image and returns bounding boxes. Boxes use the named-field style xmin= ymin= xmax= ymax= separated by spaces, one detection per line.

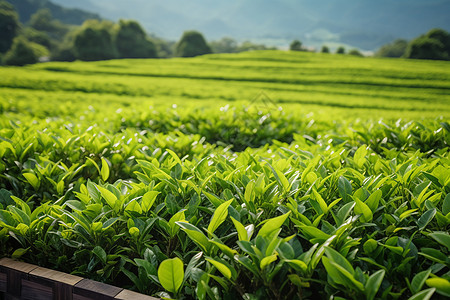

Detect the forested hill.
xmin=6 ymin=0 xmax=99 ymax=24
xmin=51 ymin=0 xmax=450 ymax=50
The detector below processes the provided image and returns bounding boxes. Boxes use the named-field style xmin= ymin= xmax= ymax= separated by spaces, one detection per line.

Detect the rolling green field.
xmin=0 ymin=51 xmax=449 ymax=299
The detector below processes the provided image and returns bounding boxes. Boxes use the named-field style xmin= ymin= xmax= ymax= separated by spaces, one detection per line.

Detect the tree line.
xmin=1 ymin=0 xmax=449 ymax=66
xmin=375 ymin=28 xmax=450 ymax=60
xmin=0 ymin=2 xmax=275 ymax=66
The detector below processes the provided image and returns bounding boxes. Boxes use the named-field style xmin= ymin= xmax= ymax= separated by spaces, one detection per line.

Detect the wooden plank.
xmin=21 ymin=279 xmax=53 ymax=300
xmin=0 ymin=271 xmax=6 ymax=292
xmin=115 ymin=289 xmax=160 ymax=300
xmin=6 ymin=269 xmax=24 ymax=298
xmin=29 ymin=267 xmax=83 ymax=286
xmin=0 ymin=258 xmax=156 ymax=300
xmin=4 ymin=294 xmax=22 ymax=300
xmin=74 ymin=279 xmax=122 ymax=300
xmin=0 ymin=258 xmax=37 ymax=274
xmin=54 ymin=281 xmax=74 ymax=300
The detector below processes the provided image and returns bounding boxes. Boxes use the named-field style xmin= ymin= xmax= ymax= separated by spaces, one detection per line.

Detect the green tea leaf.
xmin=168 ymin=209 xmax=186 ymax=237
xmin=93 ymin=246 xmax=107 ymax=264
xmin=285 ymin=259 xmax=308 ymax=273
xmin=353 ymin=198 xmax=373 ymax=223
xmin=231 ymin=217 xmax=248 ymax=241
xmin=429 ymin=232 xmax=450 ymax=251
xmin=209 ymin=240 xmax=237 ymax=258
xmin=176 ymin=221 xmax=211 ymax=254
xmin=12 ymin=247 xmax=29 ymax=259
xmin=158 ymin=257 xmax=184 ymax=294
xmin=141 ymin=191 xmax=160 ymax=213
xmin=442 ymin=193 xmax=450 ymax=215
xmin=363 ymin=239 xmax=378 ymax=254
xmin=426 ymin=278 xmax=450 ymax=297
xmin=206 ymin=257 xmax=232 ymax=280
xmin=365 ymin=269 xmax=385 ymax=300
xmin=298 ymin=226 xmax=331 ymax=242
xmin=23 ymin=173 xmax=40 ymax=190
xmin=244 ymin=180 xmax=256 ymax=204
xmin=260 ymin=254 xmax=278 ymax=270
xmin=354 ymin=145 xmax=367 ymax=168
xmin=365 ymin=189 xmax=382 ymax=212
xmin=322 ymin=256 xmax=364 ymax=291
xmin=312 ymin=189 xmax=328 ymax=215
xmin=324 ymin=246 xmax=354 ymax=275
xmin=417 ymin=208 xmax=436 ymax=231
xmin=338 ymin=176 xmax=352 ymax=202
xmin=411 ymin=269 xmax=431 ymax=294
xmin=207 ymin=199 xmax=233 ymax=236
xmin=258 ymin=211 xmax=291 ymax=238
xmin=96 ymin=185 xmax=117 ymax=209
xmin=408 ymin=288 xmax=435 ymax=300
xmin=100 ymin=157 xmax=110 ymax=182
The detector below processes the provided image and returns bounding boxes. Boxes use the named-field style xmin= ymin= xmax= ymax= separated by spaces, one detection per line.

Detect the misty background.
xmin=50 ymin=0 xmax=450 ymax=51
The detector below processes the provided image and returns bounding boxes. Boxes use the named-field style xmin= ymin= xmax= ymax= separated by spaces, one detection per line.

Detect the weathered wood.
xmin=115 ymin=289 xmax=160 ymax=300
xmin=0 ymin=270 xmax=6 ymax=292
xmin=0 ymin=258 xmax=160 ymax=300
xmin=0 ymin=258 xmax=37 ymax=273
xmin=29 ymin=267 xmax=83 ymax=286
xmin=74 ymin=279 xmax=122 ymax=300
xmin=21 ymin=279 xmax=53 ymax=300
xmin=4 ymin=294 xmax=21 ymax=300
xmin=6 ymin=269 xmax=24 ymax=298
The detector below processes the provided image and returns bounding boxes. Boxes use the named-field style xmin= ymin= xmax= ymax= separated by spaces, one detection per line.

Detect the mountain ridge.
xmin=39 ymin=0 xmax=450 ymax=50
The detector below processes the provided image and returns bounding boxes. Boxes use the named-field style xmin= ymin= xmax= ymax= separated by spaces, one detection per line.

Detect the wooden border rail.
xmin=0 ymin=258 xmax=159 ymax=300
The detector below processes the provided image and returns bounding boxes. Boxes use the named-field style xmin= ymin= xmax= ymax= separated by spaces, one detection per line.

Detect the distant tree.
xmin=290 ymin=40 xmax=302 ymax=51
xmin=115 ymin=19 xmax=156 ymax=58
xmin=73 ymin=20 xmax=118 ymax=61
xmin=51 ymin=45 xmax=76 ymax=61
xmin=175 ymin=30 xmax=212 ymax=57
xmin=29 ymin=8 xmax=52 ymax=31
xmin=237 ymin=41 xmax=275 ymax=52
xmin=50 ymin=27 xmax=77 ymax=61
xmin=3 ymin=36 xmax=38 ymax=65
xmin=404 ymin=28 xmax=450 ymax=60
xmin=29 ymin=9 xmax=69 ymax=41
xmin=336 ymin=46 xmax=345 ymax=54
xmin=151 ymin=36 xmax=175 ymax=58
xmin=0 ymin=0 xmax=13 ymax=10
xmin=23 ymin=27 xmax=53 ymax=49
xmin=321 ymin=45 xmax=329 ymax=53
xmin=349 ymin=49 xmax=363 ymax=57
xmin=0 ymin=1 xmax=20 ymax=53
xmin=210 ymin=37 xmax=238 ymax=53
xmin=426 ymin=28 xmax=450 ymax=54
xmin=375 ymin=39 xmax=408 ymax=58
xmin=404 ymin=36 xmax=447 ymax=60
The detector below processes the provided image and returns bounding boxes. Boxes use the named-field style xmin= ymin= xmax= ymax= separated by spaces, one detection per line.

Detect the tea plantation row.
xmin=0 ymin=51 xmax=449 ymax=299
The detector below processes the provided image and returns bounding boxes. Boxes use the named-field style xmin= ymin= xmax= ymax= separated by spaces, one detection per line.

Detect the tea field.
xmin=0 ymin=51 xmax=449 ymax=299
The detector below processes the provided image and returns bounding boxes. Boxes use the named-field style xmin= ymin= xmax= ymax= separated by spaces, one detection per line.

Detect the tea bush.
xmin=0 ymin=51 xmax=449 ymax=299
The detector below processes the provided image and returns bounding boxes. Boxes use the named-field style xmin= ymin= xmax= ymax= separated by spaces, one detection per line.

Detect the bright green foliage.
xmin=158 ymin=257 xmax=184 ymax=295
xmin=0 ymin=50 xmax=449 ymax=299
xmin=3 ymin=37 xmax=38 ymax=66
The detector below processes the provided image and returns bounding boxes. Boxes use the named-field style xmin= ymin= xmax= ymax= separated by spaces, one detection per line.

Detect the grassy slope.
xmin=1 ymin=50 xmax=449 ymax=121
